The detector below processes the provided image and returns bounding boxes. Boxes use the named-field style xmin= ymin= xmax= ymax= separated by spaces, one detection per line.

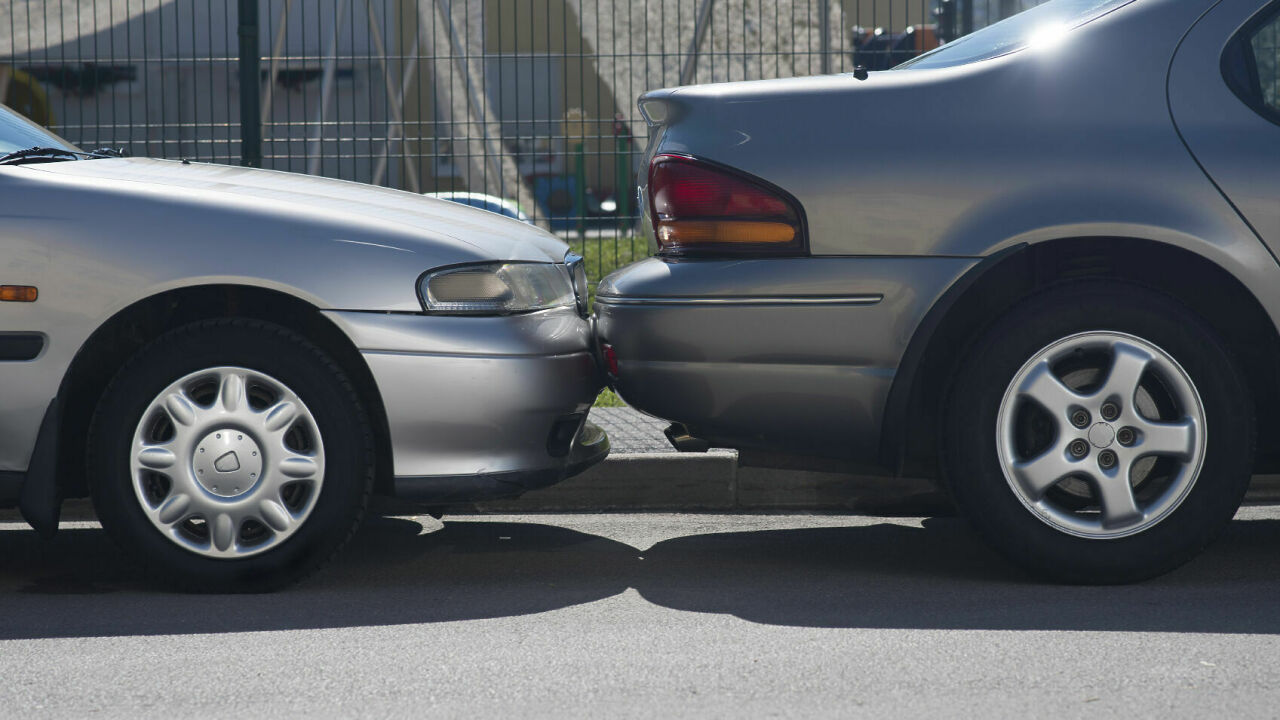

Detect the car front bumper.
xmin=323 ymin=308 xmax=608 ymax=503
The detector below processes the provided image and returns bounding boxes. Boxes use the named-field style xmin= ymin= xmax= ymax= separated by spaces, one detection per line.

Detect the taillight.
xmin=648 ymin=154 xmax=805 ymax=256
xmin=602 ymin=343 xmax=619 ymax=376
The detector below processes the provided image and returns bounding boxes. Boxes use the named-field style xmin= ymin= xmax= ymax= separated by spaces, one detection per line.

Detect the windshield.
xmin=897 ymin=0 xmax=1137 ymax=70
xmin=0 ymin=103 xmax=78 ymax=155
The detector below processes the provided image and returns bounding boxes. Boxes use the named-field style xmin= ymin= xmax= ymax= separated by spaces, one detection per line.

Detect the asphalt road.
xmin=3 ymin=508 xmax=1280 ymax=717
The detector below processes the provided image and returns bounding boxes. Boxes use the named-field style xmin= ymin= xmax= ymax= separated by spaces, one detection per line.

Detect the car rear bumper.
xmin=593 ymin=256 xmax=975 ymax=461
xmin=323 ymin=309 xmax=607 ymax=502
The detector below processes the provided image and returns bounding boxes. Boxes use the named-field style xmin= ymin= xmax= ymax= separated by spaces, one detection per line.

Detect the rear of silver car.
xmin=596 ymin=0 xmax=1280 ymax=583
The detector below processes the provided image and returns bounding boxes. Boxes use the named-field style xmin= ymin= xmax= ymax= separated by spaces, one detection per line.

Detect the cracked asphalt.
xmin=3 ymin=507 xmax=1280 ymax=717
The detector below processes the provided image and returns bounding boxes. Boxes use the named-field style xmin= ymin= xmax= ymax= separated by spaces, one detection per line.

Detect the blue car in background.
xmin=426 ymin=191 xmax=533 ymax=225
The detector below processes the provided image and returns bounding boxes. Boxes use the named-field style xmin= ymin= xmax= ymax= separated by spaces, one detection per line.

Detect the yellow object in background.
xmin=0 ymin=65 xmax=53 ymax=127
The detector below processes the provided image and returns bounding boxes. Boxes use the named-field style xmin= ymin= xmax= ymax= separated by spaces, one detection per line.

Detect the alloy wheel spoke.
xmin=155 ymin=492 xmax=193 ymax=525
xmin=263 ymin=401 xmax=299 ymax=433
xmin=217 ymin=371 xmax=248 ymax=413
xmin=136 ymin=444 xmax=177 ymax=470
xmin=1095 ymin=472 xmax=1142 ymax=528
xmin=1010 ymin=446 xmax=1075 ymax=500
xmin=163 ymin=391 xmax=197 ymax=427
xmin=1100 ymin=343 xmax=1151 ymax=404
xmin=277 ymin=453 xmax=320 ymax=482
xmin=258 ymin=499 xmax=294 ymax=533
xmin=212 ymin=512 xmax=236 ymax=552
xmin=1135 ymin=418 xmax=1197 ymax=461
xmin=1017 ymin=360 xmax=1084 ymax=417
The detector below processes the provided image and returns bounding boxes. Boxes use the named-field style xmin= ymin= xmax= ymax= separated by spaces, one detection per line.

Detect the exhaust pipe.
xmin=664 ymin=423 xmax=711 ymax=452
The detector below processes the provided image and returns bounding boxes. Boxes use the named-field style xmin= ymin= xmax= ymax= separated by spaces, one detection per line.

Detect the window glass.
xmin=1254 ymin=14 xmax=1280 ymax=112
xmin=897 ymin=0 xmax=1136 ymax=70
xmin=0 ymin=103 xmax=76 ymax=155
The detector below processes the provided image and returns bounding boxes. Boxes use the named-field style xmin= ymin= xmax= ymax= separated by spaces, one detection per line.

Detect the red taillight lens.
xmin=648 ymin=155 xmax=804 ymax=256
xmin=602 ymin=343 xmax=619 ymax=376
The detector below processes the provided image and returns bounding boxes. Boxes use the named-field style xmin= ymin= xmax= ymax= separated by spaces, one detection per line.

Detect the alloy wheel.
xmin=995 ymin=331 xmax=1206 ymax=539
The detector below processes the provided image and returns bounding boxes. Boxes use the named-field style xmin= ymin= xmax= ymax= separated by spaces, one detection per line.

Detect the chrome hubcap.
xmin=995 ymin=331 xmax=1206 ymax=539
xmin=192 ymin=429 xmax=264 ymax=498
xmin=130 ymin=366 xmax=325 ymax=558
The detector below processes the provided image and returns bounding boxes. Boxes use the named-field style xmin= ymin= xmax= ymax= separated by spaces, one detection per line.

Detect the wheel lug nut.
xmin=1098 ymin=450 xmax=1117 ymax=469
xmin=1101 ymin=403 xmax=1120 ymax=421
xmin=1069 ymin=439 xmax=1089 ymax=458
xmin=1117 ymin=427 xmax=1135 ymax=446
xmin=1070 ymin=410 xmax=1090 ymax=428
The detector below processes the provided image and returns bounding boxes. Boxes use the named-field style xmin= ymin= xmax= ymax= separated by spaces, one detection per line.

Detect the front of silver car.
xmin=0 ymin=142 xmax=606 ymax=588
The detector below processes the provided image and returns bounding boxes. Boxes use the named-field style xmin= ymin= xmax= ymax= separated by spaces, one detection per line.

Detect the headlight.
xmin=419 ymin=262 xmax=577 ymax=315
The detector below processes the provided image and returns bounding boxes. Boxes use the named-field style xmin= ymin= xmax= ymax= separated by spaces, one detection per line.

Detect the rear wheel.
xmin=89 ymin=318 xmax=374 ymax=592
xmin=942 ymin=281 xmax=1253 ymax=583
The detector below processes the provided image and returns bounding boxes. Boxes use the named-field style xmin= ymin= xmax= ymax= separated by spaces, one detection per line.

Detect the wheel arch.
xmin=883 ymin=236 xmax=1280 ymax=478
xmin=51 ymin=284 xmax=394 ymax=502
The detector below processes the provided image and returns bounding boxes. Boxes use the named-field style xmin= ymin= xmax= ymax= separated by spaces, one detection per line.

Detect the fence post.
xmin=238 ymin=0 xmax=262 ymax=167
xmin=819 ymin=0 xmax=831 ymax=75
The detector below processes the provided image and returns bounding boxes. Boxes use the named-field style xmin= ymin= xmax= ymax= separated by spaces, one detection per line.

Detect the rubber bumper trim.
xmin=392 ymin=421 xmax=610 ymax=504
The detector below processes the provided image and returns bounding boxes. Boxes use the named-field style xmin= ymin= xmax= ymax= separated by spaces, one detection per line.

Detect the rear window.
xmin=897 ymin=0 xmax=1137 ymax=70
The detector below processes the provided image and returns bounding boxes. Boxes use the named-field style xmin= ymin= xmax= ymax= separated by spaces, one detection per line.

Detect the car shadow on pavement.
xmin=0 ymin=514 xmax=638 ymax=640
xmin=632 ymin=516 xmax=1280 ymax=633
xmin=3 ymin=513 xmax=1280 ymax=639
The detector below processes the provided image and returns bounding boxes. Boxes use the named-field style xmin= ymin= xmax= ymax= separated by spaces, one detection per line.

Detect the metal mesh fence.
xmin=2 ymin=0 xmax=1042 ymax=284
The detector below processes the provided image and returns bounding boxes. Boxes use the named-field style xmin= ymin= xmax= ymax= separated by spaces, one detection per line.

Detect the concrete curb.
xmin=9 ymin=459 xmax=1280 ymax=524
xmin=467 ymin=454 xmax=1280 ymax=515
xmin=475 ymin=454 xmax=1280 ymax=515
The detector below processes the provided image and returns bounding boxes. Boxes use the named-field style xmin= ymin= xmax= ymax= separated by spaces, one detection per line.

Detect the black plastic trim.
xmin=0 ymin=471 xmax=22 ymax=507
xmin=17 ymin=399 xmax=61 ymax=536
xmin=0 ymin=333 xmax=45 ymax=361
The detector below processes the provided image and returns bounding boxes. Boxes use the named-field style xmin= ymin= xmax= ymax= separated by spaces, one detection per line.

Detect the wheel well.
xmin=894 ymin=237 xmax=1280 ymax=478
xmin=56 ymin=285 xmax=394 ymax=498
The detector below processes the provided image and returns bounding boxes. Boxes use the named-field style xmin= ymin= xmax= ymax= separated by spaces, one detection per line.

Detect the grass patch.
xmin=594 ymin=387 xmax=626 ymax=407
xmin=567 ymin=235 xmax=651 ymax=306
xmin=568 ymin=235 xmax=648 ymax=408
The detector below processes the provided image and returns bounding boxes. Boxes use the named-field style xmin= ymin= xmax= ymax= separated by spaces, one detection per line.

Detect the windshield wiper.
xmin=0 ymin=146 xmax=120 ymax=166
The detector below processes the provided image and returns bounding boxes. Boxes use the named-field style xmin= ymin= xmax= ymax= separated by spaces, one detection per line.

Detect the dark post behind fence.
xmin=237 ymin=0 xmax=262 ymax=168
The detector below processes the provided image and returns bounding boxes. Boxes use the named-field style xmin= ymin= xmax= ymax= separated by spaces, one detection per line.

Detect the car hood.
xmin=26 ymin=157 xmax=567 ymax=262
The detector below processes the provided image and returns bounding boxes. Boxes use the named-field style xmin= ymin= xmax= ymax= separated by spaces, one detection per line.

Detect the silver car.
xmin=597 ymin=0 xmax=1280 ymax=583
xmin=0 ymin=106 xmax=607 ymax=591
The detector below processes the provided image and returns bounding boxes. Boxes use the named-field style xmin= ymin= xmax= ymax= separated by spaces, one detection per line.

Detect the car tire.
xmin=88 ymin=318 xmax=374 ymax=592
xmin=942 ymin=280 xmax=1253 ymax=584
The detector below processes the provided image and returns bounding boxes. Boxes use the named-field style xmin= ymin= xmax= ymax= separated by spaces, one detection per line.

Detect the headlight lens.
xmin=420 ymin=262 xmax=576 ymax=314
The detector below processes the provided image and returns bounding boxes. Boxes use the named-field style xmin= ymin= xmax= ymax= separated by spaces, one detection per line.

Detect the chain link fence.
xmin=2 ymin=0 xmax=1042 ymax=283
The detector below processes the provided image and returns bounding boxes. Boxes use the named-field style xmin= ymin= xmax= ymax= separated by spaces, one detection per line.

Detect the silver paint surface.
xmin=0 ymin=157 xmax=596 ymax=478
xmin=601 ymin=0 xmax=1280 ymax=461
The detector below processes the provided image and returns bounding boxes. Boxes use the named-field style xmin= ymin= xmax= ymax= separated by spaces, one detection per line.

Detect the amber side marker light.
xmin=0 ymin=286 xmax=37 ymax=302
xmin=649 ymin=154 xmax=805 ymax=256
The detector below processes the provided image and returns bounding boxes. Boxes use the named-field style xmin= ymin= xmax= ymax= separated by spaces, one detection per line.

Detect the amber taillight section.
xmin=648 ymin=154 xmax=805 ymax=256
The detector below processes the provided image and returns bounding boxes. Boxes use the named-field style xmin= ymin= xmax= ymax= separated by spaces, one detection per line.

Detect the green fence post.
xmin=616 ymin=135 xmax=630 ymax=232
xmin=238 ymin=0 xmax=262 ymax=167
xmin=574 ymin=141 xmax=586 ymax=242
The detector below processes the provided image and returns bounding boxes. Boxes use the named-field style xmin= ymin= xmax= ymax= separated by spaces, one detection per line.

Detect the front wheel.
xmin=942 ymin=281 xmax=1253 ymax=583
xmin=89 ymin=319 xmax=374 ymax=592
